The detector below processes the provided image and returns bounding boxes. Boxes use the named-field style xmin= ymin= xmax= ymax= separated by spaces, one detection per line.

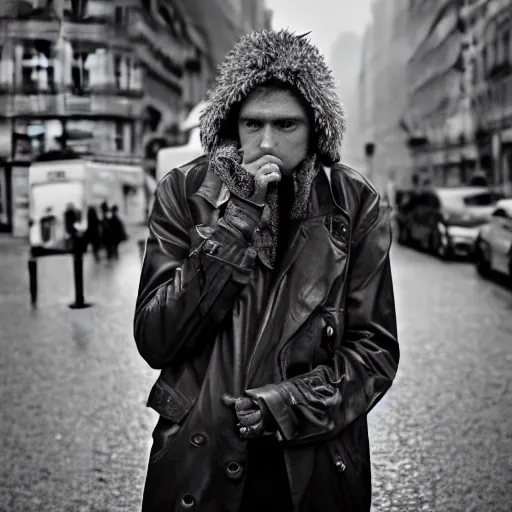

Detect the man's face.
xmin=238 ymin=87 xmax=311 ymax=177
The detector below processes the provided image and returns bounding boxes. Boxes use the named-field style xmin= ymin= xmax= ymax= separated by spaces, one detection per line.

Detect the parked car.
xmin=474 ymin=199 xmax=512 ymax=282
xmin=396 ymin=186 xmax=502 ymax=259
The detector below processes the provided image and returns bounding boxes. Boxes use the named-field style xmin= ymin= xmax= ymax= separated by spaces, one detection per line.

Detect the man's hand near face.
xmin=241 ymin=154 xmax=283 ymax=204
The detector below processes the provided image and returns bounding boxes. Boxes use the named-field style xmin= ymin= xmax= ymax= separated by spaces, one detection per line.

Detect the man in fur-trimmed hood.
xmin=134 ymin=29 xmax=399 ymax=512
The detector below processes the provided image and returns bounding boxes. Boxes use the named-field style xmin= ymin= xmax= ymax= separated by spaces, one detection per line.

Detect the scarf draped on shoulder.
xmin=210 ymin=144 xmax=318 ymax=269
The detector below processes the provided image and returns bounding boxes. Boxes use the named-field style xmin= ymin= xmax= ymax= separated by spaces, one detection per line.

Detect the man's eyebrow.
xmin=239 ymin=114 xmax=305 ymax=122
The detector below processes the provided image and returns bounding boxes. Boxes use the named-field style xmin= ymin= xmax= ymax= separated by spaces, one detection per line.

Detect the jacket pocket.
xmin=149 ymin=416 xmax=182 ymax=465
xmin=279 ymin=307 xmax=345 ymax=380
xmin=325 ymin=213 xmax=351 ymax=253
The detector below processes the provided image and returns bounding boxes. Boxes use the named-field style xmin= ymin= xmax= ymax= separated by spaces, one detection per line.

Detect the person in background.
xmin=40 ymin=206 xmax=56 ymax=245
xmin=63 ymin=202 xmax=80 ymax=252
xmin=100 ymin=200 xmax=113 ymax=260
xmin=85 ymin=206 xmax=101 ymax=262
xmin=109 ymin=204 xmax=128 ymax=259
xmin=134 ymin=29 xmax=399 ymax=512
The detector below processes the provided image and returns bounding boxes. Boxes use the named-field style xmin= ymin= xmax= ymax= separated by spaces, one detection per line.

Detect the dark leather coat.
xmin=134 ymin=156 xmax=399 ymax=512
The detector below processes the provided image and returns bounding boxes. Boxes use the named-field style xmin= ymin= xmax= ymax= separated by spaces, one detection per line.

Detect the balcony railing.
xmin=129 ymin=10 xmax=184 ymax=68
xmin=62 ymin=20 xmax=109 ymax=47
xmin=475 ymin=73 xmax=512 ymax=127
xmin=2 ymin=18 xmax=62 ymax=42
xmin=136 ymin=46 xmax=182 ymax=93
xmin=0 ymin=17 xmax=129 ymax=48
xmin=0 ymin=90 xmax=143 ymax=119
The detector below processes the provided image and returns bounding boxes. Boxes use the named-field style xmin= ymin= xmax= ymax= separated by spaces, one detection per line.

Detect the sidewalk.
xmin=0 ymin=226 xmax=158 ymax=512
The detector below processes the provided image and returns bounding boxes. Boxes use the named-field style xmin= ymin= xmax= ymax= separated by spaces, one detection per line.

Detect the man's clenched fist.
xmin=241 ymin=154 xmax=284 ymax=204
xmin=222 ymin=395 xmax=264 ymax=439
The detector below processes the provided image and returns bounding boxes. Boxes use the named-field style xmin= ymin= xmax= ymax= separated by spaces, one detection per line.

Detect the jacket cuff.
xmin=222 ymin=196 xmax=264 ymax=241
xmin=245 ymin=383 xmax=299 ymax=441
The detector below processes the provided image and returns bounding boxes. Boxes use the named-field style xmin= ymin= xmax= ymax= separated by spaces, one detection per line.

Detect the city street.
xmin=0 ymin=234 xmax=510 ymax=511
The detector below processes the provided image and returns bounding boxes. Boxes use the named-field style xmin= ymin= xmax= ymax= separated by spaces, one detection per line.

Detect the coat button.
xmin=181 ymin=494 xmax=196 ymax=508
xmin=204 ymin=239 xmax=221 ymax=255
xmin=335 ymin=458 xmax=346 ymax=472
xmin=226 ymin=461 xmax=243 ymax=480
xmin=190 ymin=433 xmax=206 ymax=447
xmin=326 ymin=326 xmax=334 ymax=337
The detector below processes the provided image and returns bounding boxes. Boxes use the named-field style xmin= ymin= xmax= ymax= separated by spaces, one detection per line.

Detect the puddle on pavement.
xmin=69 ymin=307 xmax=96 ymax=349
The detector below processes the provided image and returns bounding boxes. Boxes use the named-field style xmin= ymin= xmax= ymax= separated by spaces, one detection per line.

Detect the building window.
xmin=130 ymin=61 xmax=142 ymax=90
xmin=64 ymin=0 xmax=88 ymax=19
xmin=114 ymin=55 xmax=133 ymax=90
xmin=114 ymin=6 xmax=125 ymax=25
xmin=114 ymin=55 xmax=121 ymax=89
xmin=72 ymin=53 xmax=89 ymax=94
xmin=130 ymin=122 xmax=136 ymax=154
xmin=142 ymin=0 xmax=151 ymax=14
xmin=115 ymin=121 xmax=124 ymax=151
xmin=503 ymin=30 xmax=510 ymax=65
xmin=21 ymin=46 xmax=55 ymax=93
xmin=492 ymin=38 xmax=499 ymax=69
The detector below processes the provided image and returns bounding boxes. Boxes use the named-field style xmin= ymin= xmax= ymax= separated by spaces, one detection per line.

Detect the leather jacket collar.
xmin=193 ymin=163 xmax=341 ymax=216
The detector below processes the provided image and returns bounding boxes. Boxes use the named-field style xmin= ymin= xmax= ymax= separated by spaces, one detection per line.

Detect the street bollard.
xmin=28 ymin=258 xmax=38 ymax=307
xmin=69 ymin=243 xmax=92 ymax=310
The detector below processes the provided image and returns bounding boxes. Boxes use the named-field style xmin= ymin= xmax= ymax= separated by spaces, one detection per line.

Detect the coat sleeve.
xmin=245 ymin=192 xmax=399 ymax=444
xmin=134 ymin=170 xmax=262 ymax=369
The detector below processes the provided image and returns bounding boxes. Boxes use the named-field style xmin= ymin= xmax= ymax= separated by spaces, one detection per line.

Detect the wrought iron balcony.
xmin=1 ymin=18 xmax=62 ymax=42
xmin=0 ymin=88 xmax=143 ymax=119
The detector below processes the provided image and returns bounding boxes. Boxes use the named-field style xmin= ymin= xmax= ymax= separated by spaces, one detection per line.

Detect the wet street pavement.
xmin=1 ymin=233 xmax=511 ymax=511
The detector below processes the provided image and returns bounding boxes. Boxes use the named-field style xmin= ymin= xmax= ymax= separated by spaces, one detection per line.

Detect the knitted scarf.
xmin=210 ymin=144 xmax=318 ymax=269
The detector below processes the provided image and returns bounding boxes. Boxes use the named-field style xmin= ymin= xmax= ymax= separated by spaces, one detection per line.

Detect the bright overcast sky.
xmin=265 ymin=0 xmax=373 ymax=60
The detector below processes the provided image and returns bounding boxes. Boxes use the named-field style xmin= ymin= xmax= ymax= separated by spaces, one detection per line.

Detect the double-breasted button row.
xmin=181 ymin=493 xmax=196 ymax=508
xmin=190 ymin=433 xmax=206 ymax=447
xmin=204 ymin=239 xmax=222 ymax=255
xmin=226 ymin=461 xmax=243 ymax=480
xmin=335 ymin=457 xmax=346 ymax=472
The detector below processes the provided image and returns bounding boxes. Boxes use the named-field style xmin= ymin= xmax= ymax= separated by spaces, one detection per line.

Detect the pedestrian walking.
xmin=109 ymin=204 xmax=128 ymax=259
xmin=84 ymin=206 xmax=101 ymax=261
xmin=40 ymin=206 xmax=57 ymax=245
xmin=63 ymin=202 xmax=80 ymax=252
xmin=134 ymin=29 xmax=399 ymax=512
xmin=99 ymin=201 xmax=114 ymax=260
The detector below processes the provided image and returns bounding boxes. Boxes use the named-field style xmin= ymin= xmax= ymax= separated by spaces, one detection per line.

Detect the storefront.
xmin=28 ymin=155 xmax=146 ymax=254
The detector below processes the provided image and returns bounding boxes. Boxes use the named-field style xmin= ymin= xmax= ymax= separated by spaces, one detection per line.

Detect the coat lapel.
xmin=246 ymin=168 xmax=351 ymax=387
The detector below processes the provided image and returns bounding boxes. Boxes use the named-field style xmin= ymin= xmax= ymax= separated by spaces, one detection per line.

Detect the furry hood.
xmin=200 ymin=29 xmax=345 ymax=166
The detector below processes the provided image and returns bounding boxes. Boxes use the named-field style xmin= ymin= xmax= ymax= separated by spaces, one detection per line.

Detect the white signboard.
xmin=12 ymin=166 xmax=30 ymax=238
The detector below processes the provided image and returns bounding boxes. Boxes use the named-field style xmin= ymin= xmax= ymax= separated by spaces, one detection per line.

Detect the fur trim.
xmin=200 ymin=30 xmax=345 ymax=166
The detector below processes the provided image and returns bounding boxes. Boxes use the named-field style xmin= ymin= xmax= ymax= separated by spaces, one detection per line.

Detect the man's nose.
xmin=259 ymin=125 xmax=275 ymax=152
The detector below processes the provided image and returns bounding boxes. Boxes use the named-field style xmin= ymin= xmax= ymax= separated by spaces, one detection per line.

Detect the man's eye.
xmin=278 ymin=120 xmax=296 ymax=130
xmin=245 ymin=120 xmax=261 ymax=130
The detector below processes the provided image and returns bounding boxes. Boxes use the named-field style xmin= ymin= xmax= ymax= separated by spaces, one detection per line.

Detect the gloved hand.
xmin=222 ymin=395 xmax=268 ymax=439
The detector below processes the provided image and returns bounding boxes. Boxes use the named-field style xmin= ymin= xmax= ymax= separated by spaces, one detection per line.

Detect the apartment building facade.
xmin=0 ymin=0 xmax=213 ymax=235
xmin=182 ymin=0 xmax=271 ymax=74
xmin=358 ymin=0 xmax=413 ymax=197
xmin=465 ymin=0 xmax=512 ymax=194
xmin=404 ymin=0 xmax=477 ymax=188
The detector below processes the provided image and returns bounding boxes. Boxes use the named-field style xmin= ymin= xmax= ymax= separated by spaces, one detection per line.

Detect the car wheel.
xmin=434 ymin=226 xmax=451 ymax=260
xmin=475 ymin=238 xmax=491 ymax=277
